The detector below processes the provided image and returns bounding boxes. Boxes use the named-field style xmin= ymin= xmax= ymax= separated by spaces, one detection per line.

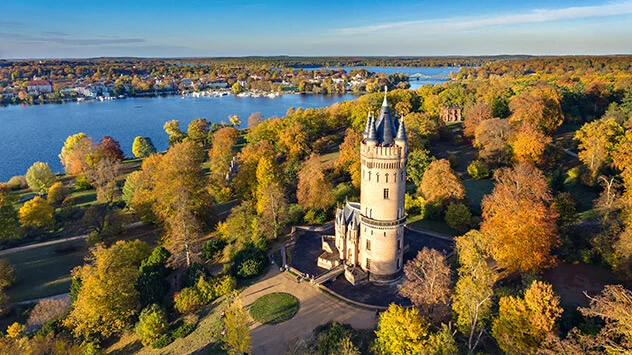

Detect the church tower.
xmin=359 ymin=87 xmax=408 ymax=281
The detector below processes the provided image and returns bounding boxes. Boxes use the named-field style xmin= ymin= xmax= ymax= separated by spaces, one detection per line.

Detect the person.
xmin=375 ymin=309 xmax=379 ymax=318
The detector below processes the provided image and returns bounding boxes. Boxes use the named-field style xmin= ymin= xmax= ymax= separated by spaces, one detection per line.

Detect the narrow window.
xmin=383 ymin=231 xmax=386 ymax=237
xmin=376 ymin=173 xmax=380 ymax=182
xmin=397 ymin=239 xmax=401 ymax=250
xmin=394 ymin=173 xmax=397 ymax=182
xmin=385 ymin=173 xmax=389 ymax=183
xmin=368 ymin=171 xmax=371 ymax=181
xmin=366 ymin=258 xmax=371 ymax=270
xmin=384 ymin=188 xmax=390 ymax=199
xmin=366 ymin=239 xmax=371 ymax=251
xmin=397 ymin=258 xmax=401 ymax=268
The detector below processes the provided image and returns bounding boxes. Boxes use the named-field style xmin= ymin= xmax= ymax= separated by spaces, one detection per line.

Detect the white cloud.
xmin=334 ymin=1 xmax=632 ymax=35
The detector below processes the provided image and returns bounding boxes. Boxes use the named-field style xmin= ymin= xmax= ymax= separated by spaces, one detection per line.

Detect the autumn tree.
xmin=132 ymin=136 xmax=157 ymax=158
xmin=463 ymin=100 xmax=492 ymax=138
xmin=208 ymin=126 xmax=239 ymax=186
xmin=453 ymin=230 xmax=496 ymax=352
xmin=578 ymin=285 xmax=632 ymax=353
xmin=187 ymin=118 xmax=210 ymax=147
xmin=404 ymin=112 xmax=443 ymax=150
xmin=509 ymin=85 xmax=563 ymax=134
xmin=481 ymin=163 xmax=559 ymax=273
xmin=47 ymin=181 xmax=68 ymax=205
xmin=64 ymin=240 xmax=151 ymax=339
xmin=399 ymin=248 xmax=452 ymax=324
xmin=297 ymin=154 xmax=334 ymax=211
xmin=510 ymin=122 xmax=552 ymax=164
xmin=232 ymin=141 xmax=276 ymax=200
xmin=223 ymin=298 xmax=252 ymax=355
xmin=247 ymin=112 xmax=263 ymax=128
xmin=419 ymin=159 xmax=465 ymax=207
xmin=255 ymin=156 xmax=288 ymax=240
xmin=59 ymin=133 xmax=95 ymax=175
xmin=277 ymin=122 xmax=309 ymax=162
xmin=334 ymin=128 xmax=363 ymax=188
xmin=25 ymin=162 xmax=56 ymax=194
xmin=0 ymin=185 xmax=19 ymax=240
xmin=85 ymin=157 xmax=121 ymax=202
xmin=99 ymin=136 xmax=125 ymax=161
xmin=135 ymin=304 xmax=168 ymax=346
xmin=18 ymin=196 xmax=54 ymax=229
xmin=164 ymin=120 xmax=186 ymax=145
xmin=575 ymin=117 xmax=625 ymax=183
xmin=474 ymin=118 xmax=511 ymax=165
xmin=374 ymin=304 xmax=429 ymax=355
xmin=492 ymin=281 xmax=563 ymax=354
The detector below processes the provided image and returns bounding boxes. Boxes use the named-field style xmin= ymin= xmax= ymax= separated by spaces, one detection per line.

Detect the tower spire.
xmin=382 ymin=85 xmax=388 ymax=107
xmin=363 ymin=111 xmax=371 ymax=139
xmin=395 ymin=116 xmax=407 ymax=142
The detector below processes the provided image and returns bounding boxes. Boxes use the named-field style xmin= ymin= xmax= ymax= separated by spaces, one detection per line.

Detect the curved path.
xmin=240 ymin=268 xmax=377 ymax=355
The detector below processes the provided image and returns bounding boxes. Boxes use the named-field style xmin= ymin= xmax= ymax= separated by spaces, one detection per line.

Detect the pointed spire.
xmin=363 ymin=111 xmax=371 ymax=138
xmin=395 ymin=117 xmax=407 ymax=142
xmin=382 ymin=85 xmax=388 ymax=107
xmin=367 ymin=115 xmax=378 ymax=143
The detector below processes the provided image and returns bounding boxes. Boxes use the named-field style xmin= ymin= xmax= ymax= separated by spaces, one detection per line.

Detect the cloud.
xmin=0 ymin=21 xmax=23 ymax=27
xmin=42 ymin=31 xmax=70 ymax=37
xmin=334 ymin=1 xmax=632 ymax=35
xmin=0 ymin=32 xmax=145 ymax=45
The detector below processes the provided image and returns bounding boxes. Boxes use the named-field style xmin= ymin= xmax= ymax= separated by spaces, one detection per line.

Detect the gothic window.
xmin=366 ymin=258 xmax=371 ymax=270
xmin=384 ymin=188 xmax=390 ymax=199
xmin=366 ymin=239 xmax=371 ymax=251
xmin=397 ymin=239 xmax=401 ymax=250
xmin=397 ymin=258 xmax=401 ymax=268
xmin=385 ymin=173 xmax=389 ymax=183
xmin=368 ymin=171 xmax=371 ymax=181
xmin=394 ymin=173 xmax=397 ymax=183
xmin=376 ymin=173 xmax=379 ymax=182
xmin=370 ymin=209 xmax=373 ymax=218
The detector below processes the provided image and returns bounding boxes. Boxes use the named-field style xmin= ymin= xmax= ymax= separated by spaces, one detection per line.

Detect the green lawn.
xmin=249 ymin=292 xmax=299 ymax=325
xmin=406 ymin=215 xmax=457 ymax=236
xmin=462 ymin=178 xmax=494 ymax=215
xmin=3 ymin=239 xmax=88 ymax=302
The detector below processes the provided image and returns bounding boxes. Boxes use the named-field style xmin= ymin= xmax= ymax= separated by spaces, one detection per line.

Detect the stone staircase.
xmin=312 ymin=264 xmax=344 ymax=285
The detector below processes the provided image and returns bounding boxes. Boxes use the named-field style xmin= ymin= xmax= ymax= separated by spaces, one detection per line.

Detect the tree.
xmin=453 ymin=230 xmax=496 ymax=352
xmin=132 ymin=136 xmax=157 ymax=158
xmin=467 ymin=160 xmax=490 ymax=179
xmin=187 ymin=118 xmax=210 ymax=147
xmin=509 ymin=85 xmax=563 ymax=134
xmin=422 ymin=324 xmax=459 ymax=355
xmin=419 ymin=159 xmax=465 ymax=207
xmin=231 ymin=81 xmax=243 ymax=95
xmin=59 ymin=133 xmax=95 ymax=175
xmin=335 ymin=128 xmax=363 ymax=188
xmin=247 ymin=112 xmax=263 ymax=128
xmin=579 ymin=285 xmax=632 ymax=353
xmin=374 ymin=304 xmax=429 ymax=355
xmin=64 ymin=240 xmax=151 ymax=339
xmin=85 ymin=157 xmax=121 ymax=202
xmin=223 ymin=298 xmax=252 ymax=355
xmin=0 ymin=259 xmax=17 ymax=289
xmin=407 ymin=149 xmax=435 ymax=188
xmin=481 ymin=163 xmax=559 ymax=273
xmin=492 ymin=281 xmax=563 ymax=354
xmin=25 ymin=162 xmax=56 ymax=194
xmin=463 ymin=100 xmax=492 ymax=138
xmin=164 ymin=120 xmax=186 ymax=145
xmin=445 ymin=203 xmax=472 ymax=233
xmin=399 ymin=248 xmax=452 ymax=324
xmin=510 ymin=122 xmax=552 ymax=164
xmin=18 ymin=196 xmax=54 ymax=229
xmin=229 ymin=114 xmax=241 ymax=127
xmin=47 ymin=181 xmax=68 ymax=205
xmin=0 ymin=185 xmax=19 ymax=240
xmin=277 ymin=122 xmax=309 ymax=162
xmin=474 ymin=118 xmax=511 ymax=165
xmin=209 ymin=126 xmax=239 ymax=185
xmin=255 ymin=156 xmax=288 ymax=240
xmin=135 ymin=304 xmax=168 ymax=346
xmin=99 ymin=136 xmax=125 ymax=161
xmin=575 ymin=117 xmax=625 ymax=183
xmin=297 ymin=154 xmax=334 ymax=211
xmin=136 ymin=246 xmax=171 ymax=308
xmin=174 ymin=287 xmax=204 ymax=314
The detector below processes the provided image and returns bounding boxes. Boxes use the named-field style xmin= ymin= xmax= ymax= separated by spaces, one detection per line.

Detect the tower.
xmin=359 ymin=86 xmax=408 ymax=282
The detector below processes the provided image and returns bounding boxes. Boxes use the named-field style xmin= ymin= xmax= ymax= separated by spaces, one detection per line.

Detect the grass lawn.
xmin=406 ymin=215 xmax=457 ymax=236
xmin=249 ymin=292 xmax=299 ymax=325
xmin=462 ymin=178 xmax=494 ymax=215
xmin=4 ymin=239 xmax=88 ymax=302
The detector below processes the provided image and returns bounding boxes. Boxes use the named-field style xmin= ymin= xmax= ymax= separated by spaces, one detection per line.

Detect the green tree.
xmin=135 ymin=304 xmax=168 ymax=346
xmin=132 ymin=136 xmax=157 ymax=158
xmin=231 ymin=81 xmax=244 ymax=95
xmin=174 ymin=287 xmax=204 ymax=314
xmin=444 ymin=203 xmax=472 ymax=233
xmin=0 ymin=259 xmax=17 ymax=289
xmin=374 ymin=304 xmax=429 ymax=355
xmin=407 ymin=149 xmax=435 ymax=188
xmin=164 ymin=120 xmax=186 ymax=146
xmin=187 ymin=118 xmax=210 ymax=147
xmin=63 ymin=240 xmax=151 ymax=338
xmin=0 ymin=185 xmax=19 ymax=240
xmin=18 ymin=196 xmax=54 ymax=229
xmin=25 ymin=162 xmax=56 ymax=194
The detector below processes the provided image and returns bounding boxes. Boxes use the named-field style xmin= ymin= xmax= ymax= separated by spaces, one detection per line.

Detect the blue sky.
xmin=1 ymin=0 xmax=631 ymax=58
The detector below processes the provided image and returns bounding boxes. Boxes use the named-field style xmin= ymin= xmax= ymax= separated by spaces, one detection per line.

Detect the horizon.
xmin=2 ymin=0 xmax=632 ymax=59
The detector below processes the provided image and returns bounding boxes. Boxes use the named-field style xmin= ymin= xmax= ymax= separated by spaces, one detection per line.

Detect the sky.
xmin=1 ymin=0 xmax=631 ymax=58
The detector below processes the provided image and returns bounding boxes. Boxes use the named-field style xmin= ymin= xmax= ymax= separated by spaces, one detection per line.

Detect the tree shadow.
xmin=191 ymin=341 xmax=227 ymax=355
xmin=109 ymin=339 xmax=143 ymax=355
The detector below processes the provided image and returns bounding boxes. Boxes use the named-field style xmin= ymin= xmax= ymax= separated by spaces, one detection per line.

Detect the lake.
xmin=0 ymin=67 xmax=457 ymax=181
xmin=310 ymin=66 xmax=460 ymax=90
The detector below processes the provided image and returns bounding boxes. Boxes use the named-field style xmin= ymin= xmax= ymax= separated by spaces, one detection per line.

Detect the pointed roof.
xmin=395 ymin=117 xmax=407 ymax=141
xmin=374 ymin=85 xmax=396 ymax=145
xmin=367 ymin=116 xmax=378 ymax=142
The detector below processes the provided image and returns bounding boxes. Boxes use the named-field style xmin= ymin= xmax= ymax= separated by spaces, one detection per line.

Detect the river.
xmin=0 ymin=67 xmax=458 ymax=181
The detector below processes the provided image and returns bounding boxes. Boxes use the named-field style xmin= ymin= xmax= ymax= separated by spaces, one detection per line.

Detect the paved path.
xmin=241 ymin=268 xmax=377 ymax=355
xmin=404 ymin=225 xmax=454 ymax=241
xmin=0 ymin=221 xmax=144 ymax=256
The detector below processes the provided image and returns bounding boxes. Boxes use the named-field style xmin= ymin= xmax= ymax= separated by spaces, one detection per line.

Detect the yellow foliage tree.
xmin=374 ymin=304 xmax=429 ymax=355
xmin=297 ymin=154 xmax=334 ymax=211
xmin=335 ymin=128 xmax=363 ymax=188
xmin=510 ymin=122 xmax=552 ymax=164
xmin=223 ymin=298 xmax=251 ymax=355
xmin=509 ymin=85 xmax=563 ymax=134
xmin=18 ymin=196 xmax=54 ymax=229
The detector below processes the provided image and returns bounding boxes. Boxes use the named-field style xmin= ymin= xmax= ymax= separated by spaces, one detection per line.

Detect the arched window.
xmin=394 ymin=173 xmax=397 ymax=183
xmin=368 ymin=171 xmax=371 ymax=181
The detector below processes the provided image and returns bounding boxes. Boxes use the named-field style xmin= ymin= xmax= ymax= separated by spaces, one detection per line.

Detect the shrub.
xmin=467 ymin=160 xmax=491 ymax=179
xmin=0 ymin=259 xmax=17 ymax=289
xmin=287 ymin=204 xmax=304 ymax=225
xmin=448 ymin=154 xmax=458 ymax=169
xmin=304 ymin=209 xmax=327 ymax=225
xmin=174 ymin=287 xmax=204 ymax=314
xmin=565 ymin=166 xmax=581 ymax=184
xmin=202 ymin=238 xmax=226 ymax=261
xmin=171 ymin=321 xmax=195 ymax=339
xmin=152 ymin=334 xmax=173 ymax=349
xmin=444 ymin=203 xmax=472 ymax=233
xmin=405 ymin=194 xmax=425 ymax=215
xmin=214 ymin=275 xmax=237 ymax=297
xmin=6 ymin=322 xmax=26 ymax=338
xmin=135 ymin=304 xmax=168 ymax=346
xmin=27 ymin=298 xmax=70 ymax=329
xmin=233 ymin=247 xmax=267 ymax=279
xmin=47 ymin=182 xmax=68 ymax=205
xmin=181 ymin=263 xmax=209 ymax=288
xmin=74 ymin=174 xmax=91 ymax=190
xmin=7 ymin=176 xmax=27 ymax=190
xmin=421 ymin=200 xmax=442 ymax=220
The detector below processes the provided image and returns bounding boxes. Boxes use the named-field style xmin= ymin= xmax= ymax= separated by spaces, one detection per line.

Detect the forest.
xmin=0 ymin=55 xmax=631 ymax=354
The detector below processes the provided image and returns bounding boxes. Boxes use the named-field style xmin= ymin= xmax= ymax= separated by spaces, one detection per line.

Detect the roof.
xmin=27 ymin=80 xmax=52 ymax=86
xmin=364 ymin=86 xmax=405 ymax=146
xmin=337 ymin=202 xmax=361 ymax=228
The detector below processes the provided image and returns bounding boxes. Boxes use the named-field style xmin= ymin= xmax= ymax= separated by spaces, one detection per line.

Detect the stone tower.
xmin=359 ymin=87 xmax=408 ymax=281
xmin=318 ymin=86 xmax=408 ymax=284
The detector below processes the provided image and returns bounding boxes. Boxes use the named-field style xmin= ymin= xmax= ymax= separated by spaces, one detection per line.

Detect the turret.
xmin=362 ymin=112 xmax=371 ymax=139
xmin=394 ymin=117 xmax=408 ymax=152
xmin=374 ymin=86 xmax=396 ymax=146
xmin=366 ymin=116 xmax=378 ymax=147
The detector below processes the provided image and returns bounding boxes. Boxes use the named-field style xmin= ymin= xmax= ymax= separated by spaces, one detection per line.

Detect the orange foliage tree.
xmin=510 ymin=123 xmax=552 ymax=164
xmin=509 ymin=86 xmax=563 ymax=134
xmin=297 ymin=154 xmax=334 ymax=211
xmin=419 ymin=159 xmax=465 ymax=206
xmin=334 ymin=128 xmax=363 ymax=188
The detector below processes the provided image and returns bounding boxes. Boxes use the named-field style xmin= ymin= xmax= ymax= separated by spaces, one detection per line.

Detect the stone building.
xmin=440 ymin=105 xmax=462 ymax=122
xmin=318 ymin=87 xmax=408 ymax=285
